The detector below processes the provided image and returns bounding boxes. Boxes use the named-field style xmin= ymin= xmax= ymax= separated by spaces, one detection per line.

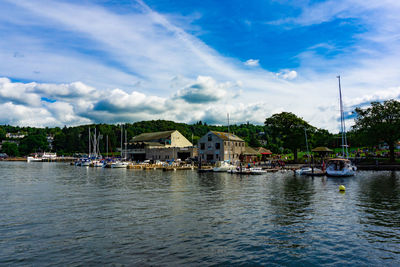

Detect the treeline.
xmin=0 ymin=119 xmax=334 ymax=157
xmin=1 ymin=99 xmax=399 ymax=161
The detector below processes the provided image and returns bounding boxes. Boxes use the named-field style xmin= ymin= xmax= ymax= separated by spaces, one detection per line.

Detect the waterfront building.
xmin=256 ymin=147 xmax=273 ymax=161
xmin=126 ymin=130 xmax=196 ymax=161
xmin=242 ymin=146 xmax=259 ymax=163
xmin=198 ymin=131 xmax=245 ymax=163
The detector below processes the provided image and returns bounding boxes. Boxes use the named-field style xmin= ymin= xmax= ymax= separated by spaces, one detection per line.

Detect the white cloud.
xmin=0 ymin=78 xmax=41 ymax=107
xmin=276 ymin=70 xmax=298 ymax=80
xmin=244 ymin=59 xmax=260 ymax=67
xmin=174 ymin=76 xmax=231 ymax=103
xmin=1 ymin=0 xmax=400 ymax=133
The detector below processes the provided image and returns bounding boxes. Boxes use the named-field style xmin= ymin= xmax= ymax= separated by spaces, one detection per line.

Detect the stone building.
xmin=197 ymin=131 xmax=245 ymax=163
xmin=126 ymin=130 xmax=196 ymax=161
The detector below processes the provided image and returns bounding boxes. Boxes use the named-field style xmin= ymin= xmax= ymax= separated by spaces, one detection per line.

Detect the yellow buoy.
xmin=339 ymin=185 xmax=346 ymax=191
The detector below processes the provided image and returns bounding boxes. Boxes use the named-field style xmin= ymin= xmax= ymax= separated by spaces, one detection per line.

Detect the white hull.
xmin=213 ymin=166 xmax=235 ymax=172
xmin=249 ymin=168 xmax=267 ymax=175
xmin=82 ymin=161 xmax=91 ymax=166
xmin=326 ymin=168 xmax=355 ymax=177
xmin=326 ymin=160 xmax=356 ymax=177
xmin=213 ymin=161 xmax=235 ymax=172
xmin=228 ymin=167 xmax=266 ymax=175
xmin=92 ymin=161 xmax=105 ymax=167
xmin=295 ymin=167 xmax=312 ymax=175
xmin=111 ymin=161 xmax=128 ymax=168
xmin=27 ymin=157 xmax=42 ymax=162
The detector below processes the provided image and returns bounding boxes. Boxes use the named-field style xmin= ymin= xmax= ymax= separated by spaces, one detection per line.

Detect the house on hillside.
xmin=197 ymin=131 xmax=245 ymax=163
xmin=126 ymin=130 xmax=196 ymax=161
xmin=6 ymin=132 xmax=25 ymax=139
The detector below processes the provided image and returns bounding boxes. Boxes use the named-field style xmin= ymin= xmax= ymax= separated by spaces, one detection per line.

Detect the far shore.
xmin=1 ymin=158 xmax=400 ymax=171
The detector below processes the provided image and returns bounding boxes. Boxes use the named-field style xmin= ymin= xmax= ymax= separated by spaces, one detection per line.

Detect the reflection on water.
xmin=357 ymin=171 xmax=400 ymax=257
xmin=0 ymin=162 xmax=399 ymax=265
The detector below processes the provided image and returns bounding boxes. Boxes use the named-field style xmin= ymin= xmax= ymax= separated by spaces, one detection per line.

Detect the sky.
xmin=1 ymin=0 xmax=400 ymax=132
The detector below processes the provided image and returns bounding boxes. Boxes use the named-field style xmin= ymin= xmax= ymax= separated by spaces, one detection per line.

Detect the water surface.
xmin=0 ymin=162 xmax=399 ymax=265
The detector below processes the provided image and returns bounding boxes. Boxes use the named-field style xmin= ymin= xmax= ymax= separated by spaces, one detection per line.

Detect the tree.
xmin=265 ymin=112 xmax=313 ymax=162
xmin=0 ymin=127 xmax=6 ymax=141
xmin=353 ymin=99 xmax=400 ymax=162
xmin=1 ymin=142 xmax=19 ymax=156
xmin=19 ymin=134 xmax=48 ymax=155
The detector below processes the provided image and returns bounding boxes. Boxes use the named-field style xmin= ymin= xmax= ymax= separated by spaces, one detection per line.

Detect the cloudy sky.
xmin=1 ymin=0 xmax=400 ymax=132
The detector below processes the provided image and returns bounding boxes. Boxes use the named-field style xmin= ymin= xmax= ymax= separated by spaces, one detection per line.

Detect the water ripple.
xmin=0 ymin=163 xmax=399 ymax=265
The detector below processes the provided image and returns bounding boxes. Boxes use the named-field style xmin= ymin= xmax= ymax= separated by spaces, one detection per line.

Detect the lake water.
xmin=0 ymin=162 xmax=399 ymax=266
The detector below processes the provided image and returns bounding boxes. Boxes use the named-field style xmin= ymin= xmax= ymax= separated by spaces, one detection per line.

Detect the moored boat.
xmin=111 ymin=161 xmax=129 ymax=168
xmin=327 ymin=76 xmax=356 ymax=177
xmin=27 ymin=154 xmax=42 ymax=162
xmin=213 ymin=161 xmax=235 ymax=172
xmin=326 ymin=158 xmax=356 ymax=177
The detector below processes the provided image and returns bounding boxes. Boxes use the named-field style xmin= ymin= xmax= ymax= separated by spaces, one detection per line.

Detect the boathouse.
xmin=126 ymin=130 xmax=196 ymax=161
xmin=198 ymin=131 xmax=245 ymax=163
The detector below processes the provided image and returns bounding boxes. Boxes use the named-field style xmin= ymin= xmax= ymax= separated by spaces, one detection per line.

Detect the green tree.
xmin=0 ymin=127 xmax=6 ymax=141
xmin=353 ymin=99 xmax=400 ymax=162
xmin=265 ymin=112 xmax=313 ymax=162
xmin=19 ymin=134 xmax=48 ymax=155
xmin=1 ymin=142 xmax=19 ymax=156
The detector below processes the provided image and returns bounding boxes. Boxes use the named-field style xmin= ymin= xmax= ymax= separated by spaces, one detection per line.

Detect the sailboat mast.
xmin=337 ymin=75 xmax=349 ymax=158
xmin=88 ymin=127 xmax=91 ymax=158
xmin=94 ymin=128 xmax=97 ymax=157
xmin=125 ymin=129 xmax=127 ymax=160
xmin=304 ymin=127 xmax=309 ymax=158
xmin=120 ymin=124 xmax=123 ymax=159
xmin=227 ymin=113 xmax=231 ymax=162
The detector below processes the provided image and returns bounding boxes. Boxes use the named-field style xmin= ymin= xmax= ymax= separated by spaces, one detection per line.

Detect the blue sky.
xmin=0 ymin=0 xmax=400 ymax=132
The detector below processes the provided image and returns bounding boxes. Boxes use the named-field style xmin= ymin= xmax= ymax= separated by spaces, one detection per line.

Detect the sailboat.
xmin=326 ymin=76 xmax=356 ymax=177
xmin=81 ymin=127 xmax=92 ymax=166
xmin=91 ymin=128 xmax=105 ymax=167
xmin=111 ymin=124 xmax=129 ymax=168
xmin=213 ymin=113 xmax=235 ymax=172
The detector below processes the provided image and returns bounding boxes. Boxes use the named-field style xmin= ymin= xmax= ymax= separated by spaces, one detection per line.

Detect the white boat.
xmin=249 ymin=167 xmax=267 ymax=175
xmin=111 ymin=161 xmax=129 ymax=168
xmin=326 ymin=158 xmax=356 ymax=177
xmin=42 ymin=152 xmax=57 ymax=160
xmin=227 ymin=167 xmax=266 ymax=175
xmin=326 ymin=76 xmax=356 ymax=177
xmin=27 ymin=154 xmax=42 ymax=162
xmin=295 ymin=166 xmax=313 ymax=175
xmin=92 ymin=160 xmax=105 ymax=167
xmin=110 ymin=124 xmax=129 ymax=169
xmin=81 ymin=159 xmax=91 ymax=166
xmin=213 ymin=161 xmax=235 ymax=172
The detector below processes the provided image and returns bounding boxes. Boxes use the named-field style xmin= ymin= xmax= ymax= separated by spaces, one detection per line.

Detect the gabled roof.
xmin=256 ymin=147 xmax=272 ymax=154
xmin=312 ymin=147 xmax=333 ymax=152
xmin=211 ymin=131 xmax=244 ymax=142
xmin=132 ymin=130 xmax=176 ymax=142
xmin=243 ymin=146 xmax=258 ymax=155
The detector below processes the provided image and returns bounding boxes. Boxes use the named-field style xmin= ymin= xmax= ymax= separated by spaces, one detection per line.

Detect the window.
xmin=200 ymin=143 xmax=205 ymax=150
xmin=215 ymin=143 xmax=220 ymax=149
xmin=208 ymin=134 xmax=212 ymax=141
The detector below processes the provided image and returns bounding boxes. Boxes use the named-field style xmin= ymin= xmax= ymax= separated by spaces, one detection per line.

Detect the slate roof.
xmin=132 ymin=130 xmax=176 ymax=142
xmin=243 ymin=146 xmax=258 ymax=155
xmin=211 ymin=131 xmax=244 ymax=142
